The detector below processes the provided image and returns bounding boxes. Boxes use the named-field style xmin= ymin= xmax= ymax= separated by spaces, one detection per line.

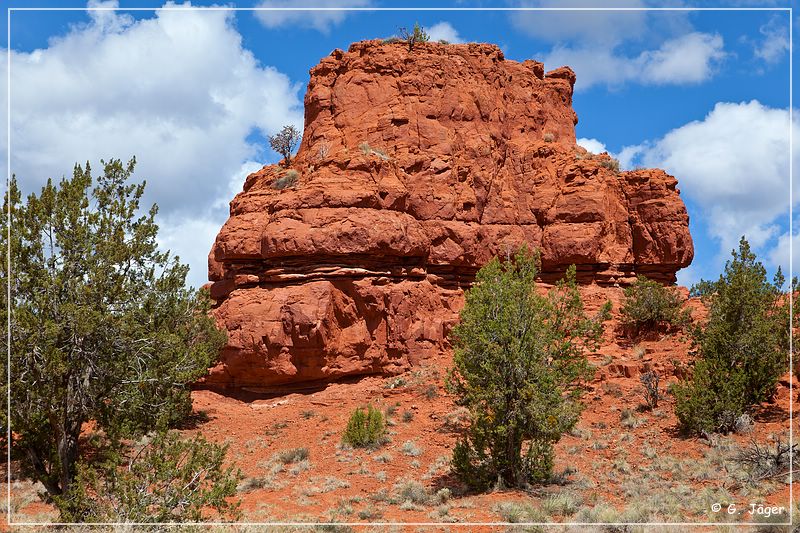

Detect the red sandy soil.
xmin=6 ymin=287 xmax=797 ymax=530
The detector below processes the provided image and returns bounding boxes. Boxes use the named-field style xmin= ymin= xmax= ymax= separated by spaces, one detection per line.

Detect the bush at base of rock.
xmin=446 ymin=247 xmax=610 ymax=491
xmin=619 ymin=275 xmax=689 ymax=336
xmin=342 ymin=405 xmax=387 ymax=449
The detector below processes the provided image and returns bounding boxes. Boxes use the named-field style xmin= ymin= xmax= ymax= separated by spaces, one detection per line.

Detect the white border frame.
xmin=5 ymin=4 xmax=794 ymax=529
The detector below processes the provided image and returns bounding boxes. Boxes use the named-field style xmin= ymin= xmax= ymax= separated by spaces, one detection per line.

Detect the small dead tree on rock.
xmin=268 ymin=125 xmax=301 ymax=167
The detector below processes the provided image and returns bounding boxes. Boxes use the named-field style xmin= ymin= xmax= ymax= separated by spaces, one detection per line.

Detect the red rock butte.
xmin=205 ymin=40 xmax=693 ymax=390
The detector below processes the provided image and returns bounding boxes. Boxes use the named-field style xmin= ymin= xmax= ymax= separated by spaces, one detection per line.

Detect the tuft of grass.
xmin=620 ymin=408 xmax=645 ymax=429
xmin=632 ymin=344 xmax=646 ymax=359
xmin=237 ymin=475 xmax=284 ymax=493
xmin=373 ymin=452 xmax=393 ymax=463
xmin=543 ymin=132 xmax=555 ymax=143
xmin=358 ymin=141 xmax=390 ymax=161
xmin=271 ymin=169 xmax=299 ymax=190
xmin=494 ymin=501 xmax=550 ymax=525
xmin=303 ymin=476 xmax=350 ymax=495
xmin=421 ymin=384 xmax=438 ymax=399
xmin=273 ymin=447 xmax=309 ymax=464
xmin=357 ymin=504 xmax=383 ymax=520
xmin=265 ymin=421 xmax=288 ymax=436
xmin=393 ymin=479 xmax=430 ymax=505
xmin=442 ymin=406 xmax=470 ymax=428
xmin=541 ymin=492 xmax=581 ymax=517
xmin=288 ymin=459 xmax=311 ymax=476
xmin=600 ymin=157 xmax=620 ymax=173
xmin=401 ymin=440 xmax=423 ymax=457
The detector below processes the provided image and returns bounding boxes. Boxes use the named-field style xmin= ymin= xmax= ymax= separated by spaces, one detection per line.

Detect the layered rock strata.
xmin=205 ymin=40 xmax=693 ymax=389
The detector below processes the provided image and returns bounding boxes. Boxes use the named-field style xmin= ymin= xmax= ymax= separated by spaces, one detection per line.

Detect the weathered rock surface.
xmin=205 ymin=40 xmax=693 ymax=389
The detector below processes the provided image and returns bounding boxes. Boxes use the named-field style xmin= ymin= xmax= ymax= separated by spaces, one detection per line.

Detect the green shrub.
xmin=342 ymin=405 xmax=386 ymax=449
xmin=620 ymin=276 xmax=688 ymax=336
xmin=63 ymin=431 xmax=241 ymax=522
xmin=398 ymin=22 xmax=430 ymax=50
xmin=1 ymin=160 xmax=227 ymax=520
xmin=272 ymin=169 xmax=299 ymax=190
xmin=674 ymin=237 xmax=789 ymax=434
xmin=447 ymin=247 xmax=610 ymax=490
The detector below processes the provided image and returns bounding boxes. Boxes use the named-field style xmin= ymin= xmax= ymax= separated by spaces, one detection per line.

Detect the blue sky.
xmin=1 ymin=1 xmax=796 ymax=289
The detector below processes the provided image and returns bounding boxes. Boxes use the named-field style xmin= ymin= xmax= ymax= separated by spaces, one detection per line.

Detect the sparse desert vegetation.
xmin=5 ymin=28 xmax=793 ymax=531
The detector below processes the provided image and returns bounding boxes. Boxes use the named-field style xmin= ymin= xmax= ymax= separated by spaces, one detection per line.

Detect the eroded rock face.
xmin=205 ymin=40 xmax=693 ymax=389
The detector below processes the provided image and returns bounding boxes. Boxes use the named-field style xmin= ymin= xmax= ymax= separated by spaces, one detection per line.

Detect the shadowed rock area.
xmin=205 ymin=40 xmax=693 ymax=390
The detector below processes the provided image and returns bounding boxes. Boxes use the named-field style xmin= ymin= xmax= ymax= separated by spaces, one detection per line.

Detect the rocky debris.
xmin=205 ymin=40 xmax=693 ymax=389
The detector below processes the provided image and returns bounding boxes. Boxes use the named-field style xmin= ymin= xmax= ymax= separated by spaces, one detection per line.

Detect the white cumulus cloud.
xmin=511 ymin=0 xmax=651 ymax=47
xmin=426 ymin=22 xmax=464 ymax=44
xmin=576 ymin=137 xmax=607 ymax=154
xmin=254 ymin=0 xmax=372 ymax=34
xmin=542 ymin=32 xmax=725 ymax=91
xmin=2 ymin=1 xmax=304 ymax=288
xmin=511 ymin=2 xmax=725 ymax=91
xmin=620 ymin=100 xmax=798 ymax=278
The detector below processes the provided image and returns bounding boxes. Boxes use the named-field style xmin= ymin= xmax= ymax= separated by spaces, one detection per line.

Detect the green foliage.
xmin=0 ymin=159 xmax=227 ymax=518
xmin=342 ymin=405 xmax=386 ymax=449
xmin=268 ymin=125 xmax=301 ymax=167
xmin=446 ymin=247 xmax=610 ymax=490
xmin=62 ymin=431 xmax=241 ymax=522
xmin=399 ymin=22 xmax=430 ymax=50
xmin=674 ymin=237 xmax=788 ymax=434
xmin=620 ymin=275 xmax=689 ymax=335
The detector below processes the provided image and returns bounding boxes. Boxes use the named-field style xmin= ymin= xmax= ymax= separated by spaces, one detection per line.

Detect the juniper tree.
xmin=446 ymin=247 xmax=610 ymax=490
xmin=399 ymin=22 xmax=430 ymax=50
xmin=0 ymin=158 xmax=227 ymax=518
xmin=674 ymin=237 xmax=789 ymax=433
xmin=619 ymin=275 xmax=689 ymax=336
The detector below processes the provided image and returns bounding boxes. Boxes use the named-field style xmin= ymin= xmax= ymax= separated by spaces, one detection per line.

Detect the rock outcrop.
xmin=205 ymin=40 xmax=693 ymax=390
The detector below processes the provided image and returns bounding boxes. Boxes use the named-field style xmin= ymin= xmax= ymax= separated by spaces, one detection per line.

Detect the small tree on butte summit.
xmin=399 ymin=22 xmax=430 ymax=51
xmin=268 ymin=125 xmax=301 ymax=167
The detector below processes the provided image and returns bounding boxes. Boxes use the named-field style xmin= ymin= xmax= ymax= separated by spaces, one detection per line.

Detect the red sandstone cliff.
xmin=205 ymin=40 xmax=693 ymax=390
